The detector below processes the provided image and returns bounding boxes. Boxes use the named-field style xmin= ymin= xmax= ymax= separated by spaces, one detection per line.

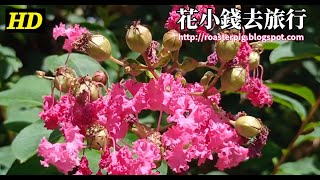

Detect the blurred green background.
xmin=0 ymin=5 xmax=320 ymax=175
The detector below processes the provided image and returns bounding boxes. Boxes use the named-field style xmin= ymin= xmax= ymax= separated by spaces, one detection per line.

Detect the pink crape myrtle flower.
xmin=215 ymin=141 xmax=249 ymax=170
xmin=241 ymin=77 xmax=273 ymax=108
xmin=75 ymin=156 xmax=92 ymax=175
xmin=39 ymin=94 xmax=75 ymax=130
xmin=225 ymin=40 xmax=252 ymax=69
xmin=53 ymin=23 xmax=89 ymax=52
xmin=165 ymin=5 xmax=189 ymax=31
xmin=235 ymin=40 xmax=252 ymax=67
xmin=103 ymin=139 xmax=161 ymax=175
xmin=38 ymin=122 xmax=85 ymax=174
xmin=38 ymin=72 xmax=264 ymax=175
xmin=165 ymin=11 xmax=183 ymax=32
xmin=39 ymin=92 xmax=130 ymax=139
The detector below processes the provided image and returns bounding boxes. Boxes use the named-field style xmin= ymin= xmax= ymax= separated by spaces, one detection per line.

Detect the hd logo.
xmin=5 ymin=9 xmax=45 ymax=33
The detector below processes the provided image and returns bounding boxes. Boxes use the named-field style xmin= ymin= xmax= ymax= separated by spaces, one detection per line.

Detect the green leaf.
xmin=48 ymin=129 xmax=63 ymax=143
xmin=295 ymin=126 xmax=320 ymax=146
xmin=277 ymin=155 xmax=320 ymax=175
xmin=7 ymin=155 xmax=62 ymax=175
xmin=267 ymin=83 xmax=316 ymax=105
xmin=5 ymin=57 xmax=22 ymax=73
xmin=83 ymin=149 xmax=101 ymax=174
xmin=302 ymin=61 xmax=318 ymax=77
xmin=263 ymin=40 xmax=288 ymax=50
xmin=11 ymin=120 xmax=53 ymax=163
xmin=0 ymin=57 xmax=22 ymax=79
xmin=0 ymin=45 xmax=22 ymax=79
xmin=270 ymin=41 xmax=320 ymax=64
xmin=0 ymin=44 xmax=16 ymax=57
xmin=302 ymin=61 xmax=320 ymax=84
xmin=0 ymin=146 xmax=16 ymax=175
xmin=104 ymin=63 xmax=119 ymax=84
xmin=42 ymin=53 xmax=107 ymax=77
xmin=304 ymin=121 xmax=320 ymax=132
xmin=146 ymin=67 xmax=162 ymax=79
xmin=0 ymin=75 xmax=52 ymax=107
xmin=139 ymin=113 xmax=156 ymax=124
xmin=4 ymin=106 xmax=41 ymax=132
xmin=270 ymin=90 xmax=307 ymax=120
xmin=126 ymin=51 xmax=140 ymax=60
xmin=121 ymin=131 xmax=138 ymax=146
xmin=157 ymin=160 xmax=168 ymax=175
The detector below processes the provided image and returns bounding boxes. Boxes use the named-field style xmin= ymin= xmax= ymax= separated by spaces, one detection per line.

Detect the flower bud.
xmin=86 ymin=34 xmax=112 ymax=62
xmin=233 ymin=116 xmax=262 ymax=138
xmin=156 ymin=48 xmax=171 ymax=67
xmin=126 ymin=21 xmax=152 ymax=53
xmin=175 ymin=71 xmax=187 ymax=87
xmin=92 ymin=71 xmax=108 ymax=85
xmin=249 ymin=51 xmax=260 ymax=70
xmin=216 ymin=40 xmax=240 ymax=64
xmin=179 ymin=57 xmax=198 ymax=73
xmin=86 ymin=124 xmax=109 ymax=151
xmin=220 ymin=66 xmax=246 ymax=92
xmin=200 ymin=71 xmax=214 ymax=87
xmin=162 ymin=30 xmax=182 ymax=52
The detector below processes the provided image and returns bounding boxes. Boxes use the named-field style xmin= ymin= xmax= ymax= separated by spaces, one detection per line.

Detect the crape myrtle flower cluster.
xmin=37 ymin=5 xmax=272 ymax=175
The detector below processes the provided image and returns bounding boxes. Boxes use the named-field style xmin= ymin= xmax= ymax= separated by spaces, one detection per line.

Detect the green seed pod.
xmin=162 ymin=29 xmax=182 ymax=52
xmin=234 ymin=116 xmax=262 ymax=138
xmin=249 ymin=51 xmax=260 ymax=70
xmin=220 ymin=66 xmax=246 ymax=92
xmin=179 ymin=57 xmax=198 ymax=73
xmin=72 ymin=80 xmax=100 ymax=103
xmin=86 ymin=34 xmax=112 ymax=62
xmin=54 ymin=75 xmax=74 ymax=93
xmin=53 ymin=67 xmax=77 ymax=93
xmin=126 ymin=22 xmax=152 ymax=53
xmin=216 ymin=40 xmax=240 ymax=64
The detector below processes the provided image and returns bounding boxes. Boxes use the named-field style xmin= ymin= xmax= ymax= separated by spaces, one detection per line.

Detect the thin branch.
xmin=203 ymin=63 xmax=225 ymax=95
xmin=272 ymin=95 xmax=320 ymax=175
xmin=109 ymin=56 xmax=124 ymax=66
xmin=157 ymin=111 xmax=163 ymax=132
xmin=142 ymin=52 xmax=159 ymax=79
